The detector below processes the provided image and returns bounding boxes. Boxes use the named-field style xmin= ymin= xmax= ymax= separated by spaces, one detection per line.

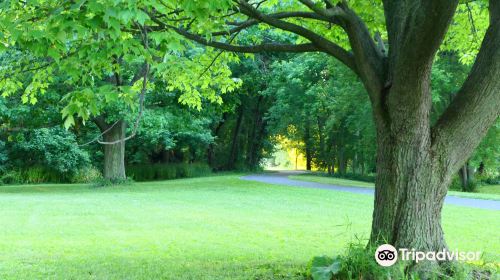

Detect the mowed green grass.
xmin=0 ymin=175 xmax=499 ymax=279
xmin=290 ymin=174 xmax=500 ymax=201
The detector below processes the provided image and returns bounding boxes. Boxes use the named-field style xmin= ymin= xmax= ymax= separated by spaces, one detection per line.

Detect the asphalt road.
xmin=241 ymin=171 xmax=500 ymax=211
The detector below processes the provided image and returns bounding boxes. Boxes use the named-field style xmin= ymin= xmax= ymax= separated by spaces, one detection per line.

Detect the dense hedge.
xmin=127 ymin=163 xmax=212 ymax=181
xmin=0 ymin=166 xmax=102 ymax=185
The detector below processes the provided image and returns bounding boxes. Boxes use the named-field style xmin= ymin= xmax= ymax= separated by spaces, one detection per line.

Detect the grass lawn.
xmin=478 ymin=184 xmax=500 ymax=195
xmin=290 ymin=174 xmax=500 ymax=201
xmin=0 ymin=175 xmax=499 ymax=279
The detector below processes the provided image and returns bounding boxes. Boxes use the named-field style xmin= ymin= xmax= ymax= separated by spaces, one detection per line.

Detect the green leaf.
xmin=64 ymin=115 xmax=75 ymax=129
xmin=310 ymin=256 xmax=342 ymax=280
xmin=135 ymin=10 xmax=150 ymax=25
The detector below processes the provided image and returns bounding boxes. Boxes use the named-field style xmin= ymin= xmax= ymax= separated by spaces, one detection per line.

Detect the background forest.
xmin=1 ymin=50 xmax=498 ymax=192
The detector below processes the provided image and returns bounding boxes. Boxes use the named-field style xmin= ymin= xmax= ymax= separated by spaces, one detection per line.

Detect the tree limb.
xmin=431 ymin=6 xmax=500 ymax=176
xmin=298 ymin=0 xmax=346 ymax=18
xmin=148 ymin=14 xmax=322 ymax=54
xmin=236 ymin=0 xmax=357 ymax=72
xmin=212 ymin=11 xmax=332 ymax=36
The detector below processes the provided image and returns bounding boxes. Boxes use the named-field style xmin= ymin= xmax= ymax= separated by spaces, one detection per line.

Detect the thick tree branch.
xmin=331 ymin=2 xmax=386 ymax=96
xmin=383 ymin=0 xmax=459 ymax=79
xmin=236 ymin=0 xmax=357 ymax=73
xmin=298 ymin=0 xmax=346 ymax=18
xmin=212 ymin=11 xmax=331 ymax=36
xmin=431 ymin=8 xmax=500 ymax=176
xmin=148 ymin=13 xmax=322 ymax=54
xmin=176 ymin=27 xmax=320 ymax=53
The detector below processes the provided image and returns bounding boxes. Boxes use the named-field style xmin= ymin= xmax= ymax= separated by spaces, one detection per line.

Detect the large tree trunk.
xmin=367 ymin=2 xmax=500 ymax=260
xmin=369 ymin=90 xmax=450 ymax=276
xmin=94 ymin=118 xmax=127 ymax=181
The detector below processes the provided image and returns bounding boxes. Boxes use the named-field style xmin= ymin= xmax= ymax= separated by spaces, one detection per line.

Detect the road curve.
xmin=241 ymin=171 xmax=500 ymax=211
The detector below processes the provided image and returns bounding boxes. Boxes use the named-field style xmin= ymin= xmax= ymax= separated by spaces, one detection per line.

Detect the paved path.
xmin=241 ymin=171 xmax=500 ymax=211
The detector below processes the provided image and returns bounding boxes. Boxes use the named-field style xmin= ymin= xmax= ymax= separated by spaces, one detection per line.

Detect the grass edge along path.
xmin=289 ymin=174 xmax=500 ymax=201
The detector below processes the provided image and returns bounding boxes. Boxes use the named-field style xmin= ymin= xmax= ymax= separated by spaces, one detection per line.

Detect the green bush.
xmin=0 ymin=166 xmax=103 ymax=185
xmin=70 ymin=167 xmax=103 ymax=183
xmin=10 ymin=128 xmax=90 ymax=174
xmin=91 ymin=177 xmax=134 ymax=188
xmin=482 ymin=176 xmax=500 ymax=185
xmin=308 ymin=243 xmax=406 ymax=280
xmin=449 ymin=175 xmax=463 ymax=191
xmin=0 ymin=170 xmax=22 ymax=184
xmin=449 ymin=175 xmax=478 ymax=192
xmin=0 ymin=166 xmax=70 ymax=184
xmin=0 ymin=140 xmax=7 ymax=174
xmin=127 ymin=163 xmax=212 ymax=181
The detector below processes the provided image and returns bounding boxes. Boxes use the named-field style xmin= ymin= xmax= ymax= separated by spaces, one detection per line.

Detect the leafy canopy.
xmin=0 ymin=0 xmax=240 ymax=128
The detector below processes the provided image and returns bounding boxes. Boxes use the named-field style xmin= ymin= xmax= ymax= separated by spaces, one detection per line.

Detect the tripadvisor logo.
xmin=375 ymin=244 xmax=398 ymax=267
xmin=374 ymin=244 xmax=481 ymax=267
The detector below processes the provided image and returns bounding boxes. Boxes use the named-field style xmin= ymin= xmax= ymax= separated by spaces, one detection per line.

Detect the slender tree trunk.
xmin=227 ymin=107 xmax=244 ymax=170
xmin=459 ymin=163 xmax=469 ymax=191
xmin=246 ymin=96 xmax=264 ymax=169
xmin=207 ymin=113 xmax=227 ymax=168
xmin=304 ymin=120 xmax=313 ymax=171
xmin=317 ymin=115 xmax=326 ymax=169
xmin=352 ymin=152 xmax=358 ymax=174
xmin=94 ymin=119 xmax=127 ymax=181
xmin=360 ymin=152 xmax=365 ymax=175
xmin=459 ymin=161 xmax=476 ymax=191
xmin=338 ymin=148 xmax=346 ymax=175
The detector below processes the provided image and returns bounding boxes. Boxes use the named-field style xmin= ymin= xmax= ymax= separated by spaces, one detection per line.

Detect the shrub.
xmin=9 ymin=127 xmax=90 ymax=176
xmin=483 ymin=176 xmax=500 ymax=185
xmin=0 ymin=140 xmax=7 ymax=175
xmin=0 ymin=166 xmax=69 ymax=184
xmin=463 ymin=179 xmax=478 ymax=192
xmin=308 ymin=243 xmax=407 ymax=280
xmin=0 ymin=170 xmax=22 ymax=184
xmin=70 ymin=167 xmax=103 ymax=183
xmin=92 ymin=177 xmax=134 ymax=188
xmin=127 ymin=163 xmax=212 ymax=181
xmin=449 ymin=175 xmax=463 ymax=191
xmin=449 ymin=175 xmax=478 ymax=192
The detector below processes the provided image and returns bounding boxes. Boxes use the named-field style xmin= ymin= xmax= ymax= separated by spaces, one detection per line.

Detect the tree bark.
xmin=94 ymin=118 xmax=127 ymax=181
xmin=459 ymin=161 xmax=475 ymax=191
xmin=246 ymin=95 xmax=265 ymax=170
xmin=227 ymin=107 xmax=244 ymax=170
xmin=459 ymin=163 xmax=469 ymax=191
xmin=207 ymin=113 xmax=227 ymax=168
xmin=304 ymin=120 xmax=313 ymax=171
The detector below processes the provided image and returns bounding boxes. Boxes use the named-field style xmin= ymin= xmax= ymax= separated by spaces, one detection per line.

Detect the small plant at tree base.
xmin=70 ymin=167 xmax=103 ymax=184
xmin=308 ymin=243 xmax=498 ymax=280
xmin=91 ymin=177 xmax=134 ymax=188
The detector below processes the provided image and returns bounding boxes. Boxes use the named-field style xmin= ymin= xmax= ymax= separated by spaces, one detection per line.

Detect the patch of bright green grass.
xmin=290 ymin=174 xmax=500 ymax=201
xmin=477 ymin=184 xmax=500 ymax=195
xmin=0 ymin=175 xmax=499 ymax=279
